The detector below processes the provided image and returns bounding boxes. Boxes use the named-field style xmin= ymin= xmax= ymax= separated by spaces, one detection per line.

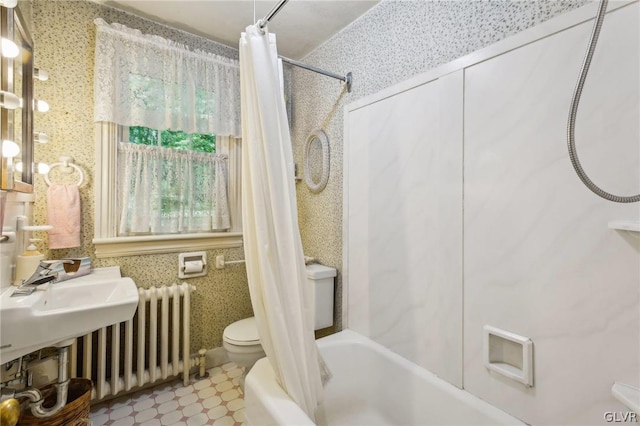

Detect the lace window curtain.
xmin=118 ymin=142 xmax=230 ymax=235
xmin=94 ymin=18 xmax=241 ymax=136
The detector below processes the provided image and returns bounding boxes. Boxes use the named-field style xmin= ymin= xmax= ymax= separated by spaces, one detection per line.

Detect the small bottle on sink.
xmin=14 ymin=239 xmax=44 ymax=286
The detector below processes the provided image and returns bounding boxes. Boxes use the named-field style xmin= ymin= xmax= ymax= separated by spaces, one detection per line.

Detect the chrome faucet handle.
xmin=40 ymin=259 xmax=74 ymax=268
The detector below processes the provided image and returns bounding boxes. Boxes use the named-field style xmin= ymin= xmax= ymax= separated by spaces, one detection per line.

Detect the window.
xmin=92 ymin=20 xmax=242 ymax=258
xmin=94 ymin=123 xmax=242 ymax=258
xmin=118 ymin=126 xmax=228 ymax=236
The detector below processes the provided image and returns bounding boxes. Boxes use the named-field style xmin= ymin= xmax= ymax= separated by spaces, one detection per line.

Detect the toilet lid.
xmin=223 ymin=316 xmax=260 ymax=346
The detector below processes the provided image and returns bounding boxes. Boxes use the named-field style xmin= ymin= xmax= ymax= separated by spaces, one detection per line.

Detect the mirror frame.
xmin=1 ymin=5 xmax=34 ymax=193
xmin=303 ymin=129 xmax=330 ymax=194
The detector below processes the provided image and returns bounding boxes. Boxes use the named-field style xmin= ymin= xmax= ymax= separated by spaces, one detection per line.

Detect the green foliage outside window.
xmin=124 ymin=126 xmax=217 ymax=224
xmin=128 ymin=126 xmax=157 ymax=146
xmin=129 ymin=126 xmax=215 ymax=153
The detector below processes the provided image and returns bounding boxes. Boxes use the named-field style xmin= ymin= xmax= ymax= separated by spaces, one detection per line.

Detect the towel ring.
xmin=44 ymin=156 xmax=85 ymax=187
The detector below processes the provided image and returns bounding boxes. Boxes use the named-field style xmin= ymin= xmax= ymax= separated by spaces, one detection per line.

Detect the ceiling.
xmin=94 ymin=0 xmax=380 ymax=59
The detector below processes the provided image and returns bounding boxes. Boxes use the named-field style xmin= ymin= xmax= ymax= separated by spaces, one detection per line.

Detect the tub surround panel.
xmin=463 ymin=4 xmax=639 ymax=424
xmin=345 ymin=72 xmax=464 ymax=387
xmin=28 ymin=0 xmax=250 ymax=352
xmin=291 ymin=0 xmax=588 ymax=335
xmin=343 ymin=2 xmax=638 ymax=425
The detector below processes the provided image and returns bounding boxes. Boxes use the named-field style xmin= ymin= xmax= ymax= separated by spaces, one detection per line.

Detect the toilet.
xmin=223 ymin=263 xmax=337 ymax=373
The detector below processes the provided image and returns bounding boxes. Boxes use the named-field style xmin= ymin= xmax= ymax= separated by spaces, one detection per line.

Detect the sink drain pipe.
xmin=4 ymin=346 xmax=70 ymax=418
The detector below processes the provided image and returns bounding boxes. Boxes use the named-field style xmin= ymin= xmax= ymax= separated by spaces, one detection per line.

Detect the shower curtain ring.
xmin=257 ymin=19 xmax=267 ymax=34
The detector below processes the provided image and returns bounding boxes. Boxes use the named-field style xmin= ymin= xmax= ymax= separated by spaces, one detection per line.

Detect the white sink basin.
xmin=0 ymin=266 xmax=138 ymax=364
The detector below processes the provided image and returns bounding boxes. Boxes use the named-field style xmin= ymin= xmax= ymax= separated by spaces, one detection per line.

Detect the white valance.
xmin=94 ymin=18 xmax=241 ymax=137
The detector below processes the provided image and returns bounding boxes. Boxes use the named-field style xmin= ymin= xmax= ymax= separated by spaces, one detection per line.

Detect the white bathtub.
xmin=245 ymin=330 xmax=525 ymax=425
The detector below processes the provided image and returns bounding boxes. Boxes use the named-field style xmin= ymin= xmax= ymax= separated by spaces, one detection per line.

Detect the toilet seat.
xmin=223 ymin=316 xmax=260 ymax=346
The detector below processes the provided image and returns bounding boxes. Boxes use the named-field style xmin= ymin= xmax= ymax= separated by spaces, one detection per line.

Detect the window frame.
xmin=93 ymin=122 xmax=243 ymax=258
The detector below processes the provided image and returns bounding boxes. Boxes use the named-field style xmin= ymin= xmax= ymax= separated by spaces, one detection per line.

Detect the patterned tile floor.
xmin=89 ymin=362 xmax=245 ymax=426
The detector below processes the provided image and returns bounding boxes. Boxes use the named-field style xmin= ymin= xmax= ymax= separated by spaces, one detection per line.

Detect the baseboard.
xmin=205 ymin=347 xmax=229 ymax=369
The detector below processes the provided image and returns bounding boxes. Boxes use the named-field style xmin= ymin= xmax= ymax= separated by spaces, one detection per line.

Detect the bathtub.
xmin=244 ymin=330 xmax=524 ymax=425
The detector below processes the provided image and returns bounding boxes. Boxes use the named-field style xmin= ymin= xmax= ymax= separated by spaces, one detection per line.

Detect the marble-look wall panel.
xmin=291 ymin=0 xmax=588 ymax=332
xmin=345 ymin=71 xmax=464 ymax=387
xmin=463 ymin=4 xmax=639 ymax=424
xmin=28 ymin=0 xmax=249 ymax=352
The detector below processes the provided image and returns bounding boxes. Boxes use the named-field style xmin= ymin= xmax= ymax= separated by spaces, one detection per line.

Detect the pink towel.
xmin=47 ymin=184 xmax=81 ymax=249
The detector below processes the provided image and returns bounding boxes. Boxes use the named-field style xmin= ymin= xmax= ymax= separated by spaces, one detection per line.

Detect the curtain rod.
xmin=255 ymin=0 xmax=353 ymax=92
xmin=279 ymin=56 xmax=353 ymax=93
xmin=257 ymin=0 xmax=290 ymax=32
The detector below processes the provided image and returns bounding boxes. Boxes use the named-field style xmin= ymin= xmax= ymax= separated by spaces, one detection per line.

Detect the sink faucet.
xmin=11 ymin=260 xmax=73 ymax=297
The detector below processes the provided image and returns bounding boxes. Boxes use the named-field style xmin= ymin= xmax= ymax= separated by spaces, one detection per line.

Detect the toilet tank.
xmin=305 ymin=264 xmax=336 ymax=330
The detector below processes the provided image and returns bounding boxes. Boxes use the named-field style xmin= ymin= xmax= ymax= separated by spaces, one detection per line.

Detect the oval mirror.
xmin=304 ymin=129 xmax=330 ymax=193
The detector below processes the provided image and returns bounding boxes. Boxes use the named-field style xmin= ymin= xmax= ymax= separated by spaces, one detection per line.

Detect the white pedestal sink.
xmin=0 ymin=266 xmax=138 ymax=364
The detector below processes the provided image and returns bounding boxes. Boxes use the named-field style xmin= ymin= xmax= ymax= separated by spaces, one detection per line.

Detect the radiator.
xmin=69 ymin=283 xmax=196 ymax=401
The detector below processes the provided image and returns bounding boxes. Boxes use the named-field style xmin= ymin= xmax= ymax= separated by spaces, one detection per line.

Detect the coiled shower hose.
xmin=567 ymin=0 xmax=639 ymax=203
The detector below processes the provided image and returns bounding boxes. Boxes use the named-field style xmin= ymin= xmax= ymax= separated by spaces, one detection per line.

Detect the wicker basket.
xmin=18 ymin=378 xmax=92 ymax=426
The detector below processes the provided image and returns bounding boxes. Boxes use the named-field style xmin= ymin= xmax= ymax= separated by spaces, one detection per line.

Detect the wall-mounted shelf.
xmin=608 ymin=220 xmax=640 ymax=233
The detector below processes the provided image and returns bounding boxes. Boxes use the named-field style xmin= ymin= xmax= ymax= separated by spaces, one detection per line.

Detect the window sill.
xmin=92 ymin=232 xmax=243 ymax=258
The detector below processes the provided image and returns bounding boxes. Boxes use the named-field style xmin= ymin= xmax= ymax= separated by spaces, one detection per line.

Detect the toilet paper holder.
xmin=178 ymin=251 xmax=207 ymax=278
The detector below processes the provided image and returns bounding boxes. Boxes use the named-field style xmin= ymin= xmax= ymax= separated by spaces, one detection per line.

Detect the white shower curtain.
xmin=239 ymin=25 xmax=328 ymax=419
